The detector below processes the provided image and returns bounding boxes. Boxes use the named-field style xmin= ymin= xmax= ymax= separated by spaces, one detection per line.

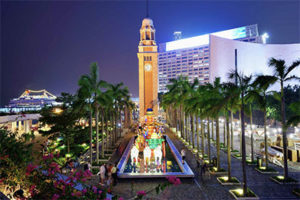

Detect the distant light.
xmin=166 ymin=26 xmax=247 ymax=51
xmin=53 ymin=107 xmax=63 ymax=114
xmin=262 ymin=33 xmax=269 ymax=44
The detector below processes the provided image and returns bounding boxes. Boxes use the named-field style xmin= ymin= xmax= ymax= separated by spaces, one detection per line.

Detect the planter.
xmin=292 ymin=188 xmax=300 ymax=197
xmin=229 ymin=188 xmax=259 ymax=200
xmin=255 ymin=167 xmax=278 ymax=174
xmin=217 ymin=176 xmax=241 ymax=185
xmin=199 ymin=154 xmax=208 ymax=159
xmin=270 ymin=176 xmax=298 ymax=185
xmin=208 ymin=167 xmax=227 ymax=175
xmin=246 ymin=159 xmax=257 ymax=166
xmin=232 ymin=154 xmax=242 ymax=160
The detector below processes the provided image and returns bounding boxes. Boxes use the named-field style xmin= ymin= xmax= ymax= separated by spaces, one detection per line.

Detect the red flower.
xmin=26 ymin=164 xmax=38 ymax=176
xmin=83 ymin=169 xmax=93 ymax=178
xmin=166 ymin=176 xmax=181 ymax=185
xmin=29 ymin=185 xmax=36 ymax=197
xmin=52 ymin=194 xmax=60 ymax=200
xmin=137 ymin=190 xmax=146 ymax=196
xmin=71 ymin=191 xmax=82 ymax=197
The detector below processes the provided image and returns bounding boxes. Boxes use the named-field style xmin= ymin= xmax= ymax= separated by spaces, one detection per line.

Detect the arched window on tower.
xmin=146 ymin=30 xmax=151 ymax=40
xmin=151 ymin=32 xmax=154 ymax=40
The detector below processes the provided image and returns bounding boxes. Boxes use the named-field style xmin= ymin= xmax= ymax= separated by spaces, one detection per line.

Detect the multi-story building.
xmin=158 ymin=24 xmax=262 ymax=93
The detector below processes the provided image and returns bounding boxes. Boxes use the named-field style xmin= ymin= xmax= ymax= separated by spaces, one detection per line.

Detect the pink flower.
xmin=83 ymin=169 xmax=93 ymax=177
xmin=137 ymin=190 xmax=146 ymax=196
xmin=174 ymin=178 xmax=181 ymax=185
xmin=71 ymin=191 xmax=82 ymax=197
xmin=52 ymin=194 xmax=60 ymax=200
xmin=26 ymin=164 xmax=37 ymax=176
xmin=29 ymin=185 xmax=36 ymax=197
xmin=166 ymin=176 xmax=181 ymax=185
xmin=82 ymin=188 xmax=87 ymax=194
xmin=119 ymin=197 xmax=124 ymax=200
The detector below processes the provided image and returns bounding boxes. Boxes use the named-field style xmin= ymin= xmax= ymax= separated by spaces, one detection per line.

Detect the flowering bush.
xmin=166 ymin=176 xmax=181 ymax=185
xmin=24 ymin=153 xmax=114 ymax=200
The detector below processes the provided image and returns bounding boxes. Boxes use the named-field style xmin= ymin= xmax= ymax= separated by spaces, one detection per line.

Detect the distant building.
xmin=158 ymin=24 xmax=262 ymax=93
xmin=1 ymin=89 xmax=59 ymax=113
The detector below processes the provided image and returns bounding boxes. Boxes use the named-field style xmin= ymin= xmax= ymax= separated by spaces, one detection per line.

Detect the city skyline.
xmin=1 ymin=1 xmax=300 ymax=106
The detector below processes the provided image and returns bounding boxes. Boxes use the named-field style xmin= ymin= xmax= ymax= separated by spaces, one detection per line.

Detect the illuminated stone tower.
xmin=137 ymin=17 xmax=158 ymax=122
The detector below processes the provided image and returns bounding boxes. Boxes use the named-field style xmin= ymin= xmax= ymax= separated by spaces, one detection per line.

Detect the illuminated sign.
xmin=166 ymin=27 xmax=247 ymax=51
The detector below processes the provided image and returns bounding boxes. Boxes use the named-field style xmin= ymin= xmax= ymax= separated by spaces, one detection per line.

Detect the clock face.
xmin=144 ymin=64 xmax=152 ymax=71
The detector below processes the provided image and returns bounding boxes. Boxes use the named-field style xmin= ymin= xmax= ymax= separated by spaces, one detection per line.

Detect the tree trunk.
xmin=263 ymin=96 xmax=268 ymax=168
xmin=96 ymin=107 xmax=99 ymax=164
xmin=179 ymin=106 xmax=182 ymax=137
xmin=207 ymin=117 xmax=211 ymax=163
xmin=201 ymin=119 xmax=205 ymax=158
xmin=114 ymin=111 xmax=117 ymax=143
xmin=101 ymin=109 xmax=105 ymax=159
xmin=67 ymin=136 xmax=70 ymax=153
xmin=212 ymin=119 xmax=215 ymax=141
xmin=191 ymin=114 xmax=195 ymax=149
xmin=196 ymin=115 xmax=200 ymax=153
xmin=105 ymin=112 xmax=109 ymax=151
xmin=241 ymin=93 xmax=248 ymax=196
xmin=250 ymin=104 xmax=254 ymax=162
xmin=281 ymin=80 xmax=289 ymax=179
xmin=226 ymin=112 xmax=231 ymax=180
xmin=184 ymin=113 xmax=187 ymax=141
xmin=216 ymin=117 xmax=220 ymax=171
xmin=223 ymin=118 xmax=226 ymax=146
xmin=174 ymin=108 xmax=177 ymax=132
xmin=239 ymin=111 xmax=242 ymax=154
xmin=231 ymin=111 xmax=234 ymax=151
xmin=89 ymin=111 xmax=93 ymax=164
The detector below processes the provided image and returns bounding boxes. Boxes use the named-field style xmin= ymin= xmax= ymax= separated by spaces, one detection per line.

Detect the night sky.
xmin=1 ymin=0 xmax=299 ymax=106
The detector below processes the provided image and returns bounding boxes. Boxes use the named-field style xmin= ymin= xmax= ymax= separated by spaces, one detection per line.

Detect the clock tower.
xmin=137 ymin=17 xmax=158 ymax=122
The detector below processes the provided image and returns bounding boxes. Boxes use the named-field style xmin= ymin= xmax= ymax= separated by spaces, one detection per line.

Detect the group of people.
xmin=98 ymin=163 xmax=118 ymax=188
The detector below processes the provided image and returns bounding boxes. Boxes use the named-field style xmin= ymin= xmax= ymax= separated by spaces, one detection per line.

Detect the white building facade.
xmin=158 ymin=24 xmax=262 ymax=93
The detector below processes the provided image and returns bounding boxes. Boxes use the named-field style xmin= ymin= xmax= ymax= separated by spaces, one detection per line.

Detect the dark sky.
xmin=1 ymin=0 xmax=300 ymax=106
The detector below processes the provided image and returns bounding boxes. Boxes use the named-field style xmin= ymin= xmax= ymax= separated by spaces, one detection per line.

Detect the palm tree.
xmin=249 ymin=75 xmax=276 ymax=168
xmin=229 ymin=72 xmax=253 ymax=196
xmin=204 ymin=78 xmax=223 ymax=170
xmin=108 ymin=82 xmax=130 ymax=144
xmin=267 ymin=58 xmax=300 ymax=180
xmin=78 ymin=62 xmax=103 ymax=164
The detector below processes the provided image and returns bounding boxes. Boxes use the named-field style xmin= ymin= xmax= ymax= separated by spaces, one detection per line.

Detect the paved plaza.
xmin=103 ymin=127 xmax=300 ymax=200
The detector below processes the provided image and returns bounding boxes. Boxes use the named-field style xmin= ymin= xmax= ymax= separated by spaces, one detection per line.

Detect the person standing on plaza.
xmin=99 ymin=163 xmax=106 ymax=185
xmin=181 ymin=149 xmax=186 ymax=164
xmin=111 ymin=163 xmax=118 ymax=186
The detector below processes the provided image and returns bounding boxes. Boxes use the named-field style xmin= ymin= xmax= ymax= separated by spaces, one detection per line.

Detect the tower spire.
xmin=146 ymin=0 xmax=149 ymax=18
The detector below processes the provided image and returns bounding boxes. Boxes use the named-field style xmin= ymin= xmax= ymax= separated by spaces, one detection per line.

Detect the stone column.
xmin=24 ymin=120 xmax=30 ymax=133
xmin=18 ymin=121 xmax=23 ymax=133
xmin=11 ymin=121 xmax=17 ymax=132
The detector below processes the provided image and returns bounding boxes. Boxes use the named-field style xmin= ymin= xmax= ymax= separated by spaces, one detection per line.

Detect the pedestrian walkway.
xmin=178 ymin=127 xmax=300 ymax=200
xmin=91 ymin=126 xmax=299 ymax=199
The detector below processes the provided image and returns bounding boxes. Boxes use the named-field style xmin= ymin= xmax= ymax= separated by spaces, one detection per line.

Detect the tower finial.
xmin=146 ymin=0 xmax=149 ymax=18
